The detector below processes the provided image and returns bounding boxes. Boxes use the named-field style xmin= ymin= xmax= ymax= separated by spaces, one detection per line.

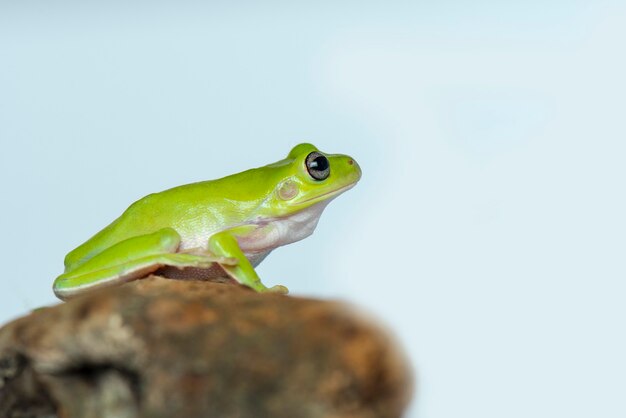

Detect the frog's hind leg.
xmin=53 ymin=228 xmax=236 ymax=300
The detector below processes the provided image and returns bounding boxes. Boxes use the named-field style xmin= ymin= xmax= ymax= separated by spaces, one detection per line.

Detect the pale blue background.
xmin=2 ymin=1 xmax=625 ymax=417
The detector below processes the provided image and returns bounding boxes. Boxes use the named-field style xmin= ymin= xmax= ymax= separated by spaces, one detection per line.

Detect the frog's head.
xmin=263 ymin=143 xmax=361 ymax=217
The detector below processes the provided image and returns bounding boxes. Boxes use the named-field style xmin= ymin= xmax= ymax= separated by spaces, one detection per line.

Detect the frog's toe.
xmin=216 ymin=256 xmax=239 ymax=266
xmin=166 ymin=253 xmax=216 ymax=268
xmin=266 ymin=284 xmax=289 ymax=294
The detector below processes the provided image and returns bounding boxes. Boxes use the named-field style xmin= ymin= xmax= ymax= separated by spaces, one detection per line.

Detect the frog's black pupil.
xmin=306 ymin=152 xmax=330 ymax=180
xmin=311 ymin=156 xmax=329 ymax=171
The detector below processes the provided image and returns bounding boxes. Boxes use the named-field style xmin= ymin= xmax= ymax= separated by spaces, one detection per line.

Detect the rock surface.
xmin=0 ymin=276 xmax=413 ymax=418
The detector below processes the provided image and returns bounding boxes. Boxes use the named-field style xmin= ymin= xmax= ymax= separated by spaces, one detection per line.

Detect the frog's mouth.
xmin=292 ymin=183 xmax=356 ymax=206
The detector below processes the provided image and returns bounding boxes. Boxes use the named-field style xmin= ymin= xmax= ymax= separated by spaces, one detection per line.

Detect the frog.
xmin=53 ymin=143 xmax=361 ymax=300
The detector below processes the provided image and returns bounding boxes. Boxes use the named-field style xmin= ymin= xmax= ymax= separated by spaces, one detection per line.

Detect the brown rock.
xmin=0 ymin=276 xmax=413 ymax=418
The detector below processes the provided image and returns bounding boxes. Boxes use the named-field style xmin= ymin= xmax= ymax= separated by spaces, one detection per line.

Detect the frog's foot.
xmin=54 ymin=229 xmax=242 ymax=300
xmin=264 ymin=284 xmax=289 ymax=294
xmin=54 ymin=253 xmax=237 ymax=301
xmin=168 ymin=253 xmax=239 ymax=268
xmin=162 ymin=253 xmax=237 ymax=269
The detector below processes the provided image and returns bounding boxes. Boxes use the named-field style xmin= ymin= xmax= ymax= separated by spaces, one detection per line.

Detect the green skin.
xmin=53 ymin=143 xmax=361 ymax=300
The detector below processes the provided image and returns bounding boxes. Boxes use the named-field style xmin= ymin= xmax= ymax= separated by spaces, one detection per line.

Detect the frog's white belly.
xmin=240 ymin=200 xmax=331 ymax=252
xmin=163 ymin=200 xmax=330 ymax=280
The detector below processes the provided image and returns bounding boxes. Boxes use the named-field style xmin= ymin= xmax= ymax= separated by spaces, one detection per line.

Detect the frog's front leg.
xmin=208 ymin=227 xmax=288 ymax=294
xmin=53 ymin=228 xmax=236 ymax=300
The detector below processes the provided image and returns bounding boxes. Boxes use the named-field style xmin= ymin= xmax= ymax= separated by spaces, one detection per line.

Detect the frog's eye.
xmin=305 ymin=152 xmax=330 ymax=181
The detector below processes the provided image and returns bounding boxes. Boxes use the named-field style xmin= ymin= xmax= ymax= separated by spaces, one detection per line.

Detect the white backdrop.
xmin=2 ymin=2 xmax=625 ymax=417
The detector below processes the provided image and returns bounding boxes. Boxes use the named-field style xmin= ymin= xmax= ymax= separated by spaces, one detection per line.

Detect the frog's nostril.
xmin=347 ymin=159 xmax=354 ymax=165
